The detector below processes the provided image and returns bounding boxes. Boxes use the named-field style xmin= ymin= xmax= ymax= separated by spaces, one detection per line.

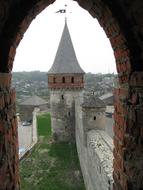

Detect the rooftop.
xmin=48 ymin=21 xmax=85 ymax=74
xmin=20 ymin=95 xmax=48 ymax=106
xmin=82 ymin=94 xmax=105 ymax=108
xmin=99 ymin=92 xmax=113 ymax=100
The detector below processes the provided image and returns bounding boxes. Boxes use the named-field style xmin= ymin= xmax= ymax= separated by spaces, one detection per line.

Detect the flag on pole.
xmin=56 ymin=4 xmax=67 ymax=13
xmin=56 ymin=9 xmax=66 ymax=13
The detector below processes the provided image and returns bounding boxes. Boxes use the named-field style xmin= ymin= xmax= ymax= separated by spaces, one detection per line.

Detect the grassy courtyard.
xmin=20 ymin=113 xmax=85 ymax=190
xmin=37 ymin=113 xmax=51 ymax=137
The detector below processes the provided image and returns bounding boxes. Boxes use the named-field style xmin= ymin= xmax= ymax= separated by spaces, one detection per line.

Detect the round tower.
xmin=48 ymin=20 xmax=84 ymax=142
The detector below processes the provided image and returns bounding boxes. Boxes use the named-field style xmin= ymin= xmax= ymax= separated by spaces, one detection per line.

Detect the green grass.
xmin=20 ymin=113 xmax=85 ymax=190
xmin=37 ymin=113 xmax=51 ymax=137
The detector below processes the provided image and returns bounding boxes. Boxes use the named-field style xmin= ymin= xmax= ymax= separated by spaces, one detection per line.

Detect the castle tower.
xmin=48 ymin=20 xmax=85 ymax=142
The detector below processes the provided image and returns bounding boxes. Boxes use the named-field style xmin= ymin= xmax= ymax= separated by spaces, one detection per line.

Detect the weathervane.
xmin=55 ymin=4 xmax=68 ymax=21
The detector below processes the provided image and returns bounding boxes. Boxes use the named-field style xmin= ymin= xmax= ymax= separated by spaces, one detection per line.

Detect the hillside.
xmin=12 ymin=71 xmax=115 ymax=106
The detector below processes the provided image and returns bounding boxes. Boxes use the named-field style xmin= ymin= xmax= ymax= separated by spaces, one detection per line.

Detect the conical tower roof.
xmin=48 ymin=21 xmax=85 ymax=74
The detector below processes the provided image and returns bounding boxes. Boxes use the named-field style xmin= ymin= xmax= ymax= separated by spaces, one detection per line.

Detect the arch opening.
xmin=1 ymin=0 xmax=142 ymax=190
xmin=12 ymin=1 xmax=116 ymax=188
xmin=12 ymin=1 xmax=118 ymax=190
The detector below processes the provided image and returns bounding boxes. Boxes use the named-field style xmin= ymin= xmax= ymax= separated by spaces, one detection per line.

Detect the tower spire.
xmin=48 ymin=7 xmax=84 ymax=89
xmin=47 ymin=8 xmax=85 ymax=142
xmin=65 ymin=4 xmax=67 ymax=22
xmin=48 ymin=18 xmax=84 ymax=75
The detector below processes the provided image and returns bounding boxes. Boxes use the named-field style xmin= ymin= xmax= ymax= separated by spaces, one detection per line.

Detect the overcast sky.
xmin=13 ymin=0 xmax=117 ymax=74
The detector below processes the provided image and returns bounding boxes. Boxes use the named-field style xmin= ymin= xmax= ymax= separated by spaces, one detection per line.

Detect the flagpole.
xmin=55 ymin=4 xmax=68 ymax=23
xmin=65 ymin=4 xmax=67 ymax=22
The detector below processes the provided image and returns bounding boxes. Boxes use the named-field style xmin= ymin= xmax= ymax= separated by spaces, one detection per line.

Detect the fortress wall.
xmin=82 ymin=108 xmax=106 ymax=131
xmin=50 ymin=90 xmax=81 ymax=142
xmin=75 ymin=96 xmax=94 ymax=190
xmin=104 ymin=116 xmax=114 ymax=138
xmin=18 ymin=108 xmax=39 ymax=159
xmin=75 ymin=98 xmax=113 ymax=190
xmin=18 ymin=125 xmax=32 ymax=149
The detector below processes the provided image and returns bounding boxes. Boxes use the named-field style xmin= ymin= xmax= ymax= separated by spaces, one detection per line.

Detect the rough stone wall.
xmin=0 ymin=73 xmax=20 ymax=189
xmin=50 ymin=90 xmax=82 ymax=142
xmin=18 ymin=125 xmax=32 ymax=149
xmin=113 ymin=76 xmax=143 ymax=190
xmin=32 ymin=108 xmax=39 ymax=144
xmin=104 ymin=116 xmax=114 ymax=138
xmin=82 ymin=107 xmax=106 ymax=131
xmin=87 ymin=130 xmax=113 ymax=190
xmin=75 ymin=96 xmax=113 ymax=190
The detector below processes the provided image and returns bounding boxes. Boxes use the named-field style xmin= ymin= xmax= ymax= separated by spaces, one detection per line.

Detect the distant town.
xmin=12 ymin=71 xmax=116 ymax=110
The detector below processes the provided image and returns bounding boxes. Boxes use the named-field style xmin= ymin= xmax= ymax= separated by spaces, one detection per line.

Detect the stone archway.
xmin=0 ymin=0 xmax=143 ymax=190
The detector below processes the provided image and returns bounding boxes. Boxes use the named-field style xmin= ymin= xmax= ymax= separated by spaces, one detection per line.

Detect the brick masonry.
xmin=113 ymin=73 xmax=143 ymax=190
xmin=0 ymin=73 xmax=20 ymax=189
xmin=48 ymin=74 xmax=84 ymax=89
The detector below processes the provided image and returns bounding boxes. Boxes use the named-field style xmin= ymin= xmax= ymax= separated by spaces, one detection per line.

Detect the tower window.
xmin=71 ymin=77 xmax=74 ymax=83
xmin=93 ymin=116 xmax=96 ymax=121
xmin=53 ymin=77 xmax=56 ymax=83
xmin=82 ymin=76 xmax=84 ymax=83
xmin=61 ymin=95 xmax=64 ymax=100
xmin=62 ymin=77 xmax=65 ymax=83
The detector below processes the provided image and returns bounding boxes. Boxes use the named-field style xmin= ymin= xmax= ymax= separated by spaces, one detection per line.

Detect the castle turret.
xmin=48 ymin=20 xmax=85 ymax=142
xmin=48 ymin=20 xmax=84 ymax=89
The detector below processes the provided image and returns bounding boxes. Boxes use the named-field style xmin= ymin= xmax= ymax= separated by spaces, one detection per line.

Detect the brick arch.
xmin=6 ymin=0 xmax=55 ymax=73
xmin=0 ymin=0 xmax=143 ymax=190
xmin=1 ymin=0 xmax=139 ymax=77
